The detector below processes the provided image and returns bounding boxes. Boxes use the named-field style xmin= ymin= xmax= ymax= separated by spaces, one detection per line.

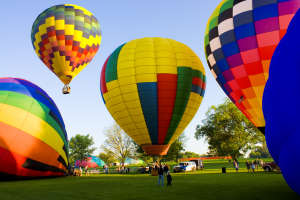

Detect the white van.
xmin=173 ymin=161 xmax=197 ymax=172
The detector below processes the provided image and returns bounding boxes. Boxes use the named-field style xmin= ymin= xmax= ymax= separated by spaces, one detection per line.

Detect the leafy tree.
xmin=69 ymin=134 xmax=96 ymax=165
xmin=101 ymin=124 xmax=136 ymax=164
xmin=195 ymin=99 xmax=264 ymax=160
xmin=249 ymin=142 xmax=271 ymax=158
xmin=182 ymin=151 xmax=201 ymax=158
xmin=163 ymin=134 xmax=186 ymax=162
xmin=98 ymin=152 xmax=116 ymax=166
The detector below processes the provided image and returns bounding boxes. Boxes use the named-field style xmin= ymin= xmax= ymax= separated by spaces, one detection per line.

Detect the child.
xmin=167 ymin=171 xmax=172 ymax=186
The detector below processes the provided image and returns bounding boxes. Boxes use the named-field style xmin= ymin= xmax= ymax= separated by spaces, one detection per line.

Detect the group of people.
xmin=245 ymin=159 xmax=264 ymax=173
xmin=151 ymin=162 xmax=172 ymax=186
xmin=72 ymin=166 xmax=90 ymax=176
xmin=232 ymin=159 xmax=264 ymax=173
xmin=116 ymin=164 xmax=130 ymax=174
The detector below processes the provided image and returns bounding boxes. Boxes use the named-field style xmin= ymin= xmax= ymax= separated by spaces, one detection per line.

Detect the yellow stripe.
xmin=169 ymin=94 xmax=203 ymax=144
xmin=0 ymin=103 xmax=68 ymax=163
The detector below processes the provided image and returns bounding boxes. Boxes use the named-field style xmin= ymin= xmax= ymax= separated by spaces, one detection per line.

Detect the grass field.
xmin=0 ymin=172 xmax=299 ymax=200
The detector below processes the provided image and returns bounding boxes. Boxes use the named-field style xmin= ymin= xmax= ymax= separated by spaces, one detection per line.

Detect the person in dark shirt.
xmin=158 ymin=164 xmax=164 ymax=186
xmin=167 ymin=171 xmax=172 ymax=186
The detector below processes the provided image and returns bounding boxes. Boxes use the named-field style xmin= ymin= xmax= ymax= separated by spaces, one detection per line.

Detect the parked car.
xmin=173 ymin=162 xmax=196 ymax=173
xmin=262 ymin=161 xmax=281 ymax=172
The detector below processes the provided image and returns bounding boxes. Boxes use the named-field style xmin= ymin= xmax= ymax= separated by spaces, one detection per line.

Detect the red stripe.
xmin=100 ymin=56 xmax=110 ymax=94
xmin=192 ymin=77 xmax=203 ymax=86
xmin=157 ymin=74 xmax=177 ymax=144
xmin=0 ymin=147 xmax=63 ymax=177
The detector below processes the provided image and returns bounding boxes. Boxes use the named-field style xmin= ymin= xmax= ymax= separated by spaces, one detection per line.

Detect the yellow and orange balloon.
xmin=100 ymin=37 xmax=206 ymax=155
xmin=31 ymin=4 xmax=101 ymax=93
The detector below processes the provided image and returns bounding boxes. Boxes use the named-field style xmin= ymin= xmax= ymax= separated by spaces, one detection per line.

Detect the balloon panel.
xmin=205 ymin=0 xmax=300 ymax=129
xmin=31 ymin=4 xmax=101 ymax=84
xmin=0 ymin=78 xmax=68 ymax=178
xmin=100 ymin=38 xmax=206 ymax=152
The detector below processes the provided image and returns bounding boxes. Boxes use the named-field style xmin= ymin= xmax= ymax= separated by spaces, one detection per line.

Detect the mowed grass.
xmin=0 ymin=172 xmax=299 ymax=200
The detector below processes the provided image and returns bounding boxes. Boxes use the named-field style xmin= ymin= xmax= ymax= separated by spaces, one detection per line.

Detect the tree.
xmin=195 ymin=98 xmax=264 ymax=160
xmin=69 ymin=134 xmax=96 ymax=165
xmin=98 ymin=152 xmax=116 ymax=166
xmin=249 ymin=141 xmax=271 ymax=158
xmin=163 ymin=134 xmax=186 ymax=162
xmin=182 ymin=151 xmax=201 ymax=158
xmin=101 ymin=124 xmax=136 ymax=164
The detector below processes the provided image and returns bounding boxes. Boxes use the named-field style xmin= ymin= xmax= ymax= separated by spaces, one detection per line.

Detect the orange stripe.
xmin=0 ymin=122 xmax=66 ymax=171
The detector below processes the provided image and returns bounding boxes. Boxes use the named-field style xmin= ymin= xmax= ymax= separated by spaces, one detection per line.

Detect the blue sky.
xmin=0 ymin=0 xmax=226 ymax=154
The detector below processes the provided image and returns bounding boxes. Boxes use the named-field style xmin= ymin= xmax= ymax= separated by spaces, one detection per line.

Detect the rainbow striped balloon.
xmin=100 ymin=37 xmax=206 ymax=155
xmin=0 ymin=78 xmax=68 ymax=179
xmin=205 ymin=0 xmax=300 ymax=133
xmin=31 ymin=4 xmax=101 ymax=86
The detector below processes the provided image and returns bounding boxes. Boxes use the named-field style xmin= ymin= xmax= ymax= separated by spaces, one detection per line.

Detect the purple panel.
xmin=237 ymin=36 xmax=258 ymax=51
xmin=278 ymin=0 xmax=300 ymax=16
xmin=226 ymin=53 xmax=243 ymax=67
xmin=224 ymin=83 xmax=232 ymax=94
xmin=222 ymin=70 xmax=234 ymax=81
xmin=255 ymin=17 xmax=279 ymax=34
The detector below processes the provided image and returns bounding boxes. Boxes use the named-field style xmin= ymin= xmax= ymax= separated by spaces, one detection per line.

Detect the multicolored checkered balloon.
xmin=0 ymin=78 xmax=68 ymax=178
xmin=205 ymin=0 xmax=300 ymax=133
xmin=31 ymin=4 xmax=101 ymax=89
xmin=100 ymin=37 xmax=206 ymax=155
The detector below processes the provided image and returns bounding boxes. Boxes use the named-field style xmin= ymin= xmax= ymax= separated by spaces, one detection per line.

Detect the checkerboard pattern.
xmin=31 ymin=4 xmax=101 ymax=85
xmin=205 ymin=0 xmax=300 ymax=129
xmin=101 ymin=38 xmax=206 ymax=155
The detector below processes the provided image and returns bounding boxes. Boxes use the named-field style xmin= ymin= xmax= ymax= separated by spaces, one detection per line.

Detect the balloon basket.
xmin=62 ymin=85 xmax=71 ymax=94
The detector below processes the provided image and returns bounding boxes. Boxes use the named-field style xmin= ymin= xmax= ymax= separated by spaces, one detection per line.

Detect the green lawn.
xmin=0 ymin=172 xmax=299 ymax=200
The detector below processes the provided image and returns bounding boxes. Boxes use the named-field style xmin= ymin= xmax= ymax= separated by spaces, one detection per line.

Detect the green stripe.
xmin=220 ymin=0 xmax=234 ymax=13
xmin=0 ymin=91 xmax=68 ymax=148
xmin=105 ymin=44 xmax=125 ymax=83
xmin=164 ymin=67 xmax=193 ymax=144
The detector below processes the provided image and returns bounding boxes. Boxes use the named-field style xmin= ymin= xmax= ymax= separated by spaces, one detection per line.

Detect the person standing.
xmin=233 ymin=159 xmax=239 ymax=172
xmin=251 ymin=161 xmax=255 ymax=173
xmin=158 ymin=164 xmax=164 ymax=186
xmin=167 ymin=171 xmax=172 ymax=186
xmin=246 ymin=160 xmax=250 ymax=173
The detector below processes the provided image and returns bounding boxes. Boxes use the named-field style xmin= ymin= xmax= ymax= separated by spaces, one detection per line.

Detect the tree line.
xmin=69 ymin=98 xmax=270 ymax=166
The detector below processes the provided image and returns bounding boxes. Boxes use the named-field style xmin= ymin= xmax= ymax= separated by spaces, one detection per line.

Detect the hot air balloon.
xmin=31 ymin=4 xmax=101 ymax=94
xmin=100 ymin=37 xmax=206 ymax=155
xmin=75 ymin=155 xmax=105 ymax=168
xmin=263 ymin=9 xmax=300 ymax=195
xmin=0 ymin=78 xmax=68 ymax=179
xmin=204 ymin=0 xmax=300 ymax=133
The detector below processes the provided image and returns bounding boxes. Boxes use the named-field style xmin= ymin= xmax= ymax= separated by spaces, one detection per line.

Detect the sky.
xmin=0 ymin=0 xmax=227 ymax=155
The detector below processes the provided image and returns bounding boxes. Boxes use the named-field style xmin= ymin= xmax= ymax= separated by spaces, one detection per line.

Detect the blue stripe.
xmin=191 ymin=85 xmax=204 ymax=96
xmin=0 ymin=82 xmax=67 ymax=141
xmin=137 ymin=82 xmax=158 ymax=144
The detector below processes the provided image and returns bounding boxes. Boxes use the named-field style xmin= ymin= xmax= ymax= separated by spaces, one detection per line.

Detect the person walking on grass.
xmin=246 ymin=160 xmax=250 ymax=173
xmin=167 ymin=171 xmax=172 ymax=186
xmin=158 ymin=164 xmax=164 ymax=186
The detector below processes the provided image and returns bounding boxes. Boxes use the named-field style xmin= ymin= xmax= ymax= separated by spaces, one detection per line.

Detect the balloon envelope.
xmin=75 ymin=156 xmax=105 ymax=168
xmin=0 ymin=78 xmax=68 ymax=179
xmin=263 ymin=9 xmax=300 ymax=195
xmin=31 ymin=4 xmax=101 ymax=86
xmin=100 ymin=37 xmax=206 ymax=155
xmin=205 ymin=0 xmax=300 ymax=133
